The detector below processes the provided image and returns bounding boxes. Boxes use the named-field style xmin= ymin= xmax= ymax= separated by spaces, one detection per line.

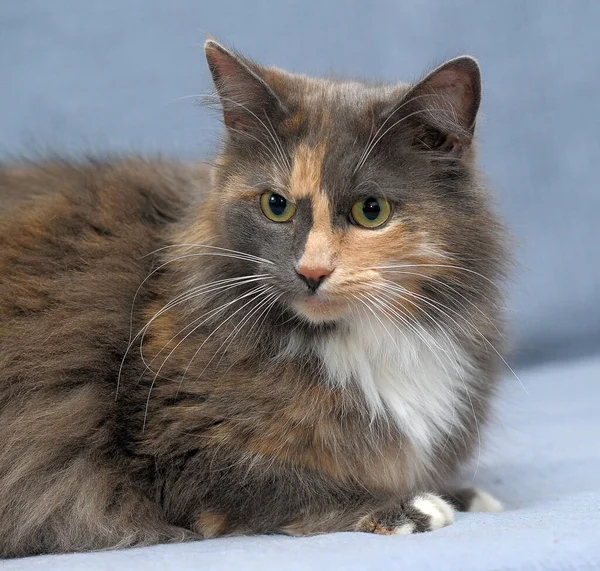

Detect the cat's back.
xmin=0 ymin=156 xmax=209 ymax=386
xmin=0 ymin=156 xmax=207 ymax=234
xmin=0 ymin=156 xmax=208 ymax=284
xmin=0 ymin=159 xmax=212 ymax=556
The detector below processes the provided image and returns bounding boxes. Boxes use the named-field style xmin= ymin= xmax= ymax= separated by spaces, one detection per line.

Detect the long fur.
xmin=0 ymin=43 xmax=507 ymax=557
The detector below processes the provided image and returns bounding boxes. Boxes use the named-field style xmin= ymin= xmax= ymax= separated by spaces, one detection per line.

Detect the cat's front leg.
xmin=355 ymin=493 xmax=456 ymax=535
xmin=355 ymin=487 xmax=504 ymax=537
xmin=191 ymin=489 xmax=457 ymax=538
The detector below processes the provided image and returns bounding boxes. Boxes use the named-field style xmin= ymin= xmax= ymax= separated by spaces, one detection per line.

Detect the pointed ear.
xmin=204 ymin=40 xmax=286 ymax=133
xmin=395 ymin=56 xmax=481 ymax=154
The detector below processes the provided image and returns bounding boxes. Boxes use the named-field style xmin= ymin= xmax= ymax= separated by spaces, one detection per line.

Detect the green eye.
xmin=260 ymin=192 xmax=296 ymax=222
xmin=350 ymin=197 xmax=391 ymax=228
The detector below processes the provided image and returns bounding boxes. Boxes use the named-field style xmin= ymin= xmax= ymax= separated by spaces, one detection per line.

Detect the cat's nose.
xmin=296 ymin=265 xmax=332 ymax=292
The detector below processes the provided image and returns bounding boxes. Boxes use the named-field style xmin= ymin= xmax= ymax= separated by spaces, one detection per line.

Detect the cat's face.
xmin=202 ymin=41 xmax=501 ymax=327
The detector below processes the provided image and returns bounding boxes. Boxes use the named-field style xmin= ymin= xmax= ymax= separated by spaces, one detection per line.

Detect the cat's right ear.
xmin=205 ymin=40 xmax=286 ymax=133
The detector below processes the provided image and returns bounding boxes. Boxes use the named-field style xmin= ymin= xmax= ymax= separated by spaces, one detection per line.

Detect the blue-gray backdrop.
xmin=1 ymin=0 xmax=599 ymax=367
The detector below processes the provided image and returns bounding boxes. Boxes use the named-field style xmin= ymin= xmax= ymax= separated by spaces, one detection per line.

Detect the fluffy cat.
xmin=0 ymin=40 xmax=507 ymax=557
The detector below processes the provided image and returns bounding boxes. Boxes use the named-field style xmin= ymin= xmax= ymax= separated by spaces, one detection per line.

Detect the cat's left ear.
xmin=205 ymin=40 xmax=287 ymax=133
xmin=395 ymin=57 xmax=481 ymax=155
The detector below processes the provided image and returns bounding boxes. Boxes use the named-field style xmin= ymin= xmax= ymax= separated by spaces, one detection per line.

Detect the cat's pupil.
xmin=269 ymin=194 xmax=287 ymax=216
xmin=363 ymin=198 xmax=381 ymax=221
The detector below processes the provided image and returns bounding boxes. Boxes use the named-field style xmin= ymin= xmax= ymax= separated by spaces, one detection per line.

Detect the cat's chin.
xmin=292 ymin=296 xmax=348 ymax=324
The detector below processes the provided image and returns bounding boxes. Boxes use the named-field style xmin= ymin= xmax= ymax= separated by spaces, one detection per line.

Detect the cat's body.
xmin=0 ymin=42 xmax=507 ymax=557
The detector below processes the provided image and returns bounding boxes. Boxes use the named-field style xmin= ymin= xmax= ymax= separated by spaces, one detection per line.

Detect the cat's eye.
xmin=350 ymin=197 xmax=391 ymax=229
xmin=260 ymin=192 xmax=296 ymax=222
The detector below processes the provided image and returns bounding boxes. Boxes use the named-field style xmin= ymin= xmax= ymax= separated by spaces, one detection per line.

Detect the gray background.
xmin=1 ymin=0 xmax=599 ymax=367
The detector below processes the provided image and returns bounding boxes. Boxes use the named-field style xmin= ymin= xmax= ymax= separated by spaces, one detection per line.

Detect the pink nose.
xmin=296 ymin=265 xmax=333 ymax=291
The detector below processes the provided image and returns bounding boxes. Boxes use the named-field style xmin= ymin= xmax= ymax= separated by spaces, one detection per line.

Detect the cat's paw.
xmin=357 ymin=493 xmax=455 ymax=535
xmin=443 ymin=487 xmax=504 ymax=513
xmin=466 ymin=488 xmax=503 ymax=512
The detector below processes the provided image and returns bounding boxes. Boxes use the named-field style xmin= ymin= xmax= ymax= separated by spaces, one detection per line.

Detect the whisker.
xmin=176 ymin=285 xmax=273 ymax=388
xmin=137 ymin=277 xmax=272 ymax=372
xmin=216 ymin=290 xmax=282 ymax=384
xmin=229 ymin=127 xmax=289 ymax=175
xmin=377 ymin=279 xmax=525 ymax=393
xmin=354 ymin=93 xmax=443 ymax=174
xmin=119 ymin=244 xmax=275 ymax=394
xmin=142 ymin=243 xmax=275 ymax=265
xmin=207 ymin=94 xmax=290 ymax=175
xmin=117 ymin=274 xmax=272 ymax=397
xmin=370 ymin=263 xmax=503 ymax=293
xmin=355 ymin=98 xmax=457 ymax=174
xmin=142 ymin=284 xmax=271 ymax=430
xmin=265 ymin=113 xmax=292 ymax=172
xmin=137 ymin=276 xmax=274 ymax=376
xmin=378 ymin=268 xmax=503 ymax=336
xmin=366 ymin=288 xmax=448 ymax=356
xmin=197 ymin=287 xmax=278 ymax=379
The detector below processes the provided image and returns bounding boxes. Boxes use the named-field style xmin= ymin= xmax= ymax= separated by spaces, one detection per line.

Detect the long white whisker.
xmin=265 ymin=113 xmax=292 ymax=172
xmin=243 ymin=292 xmax=281 ymax=351
xmin=142 ymin=285 xmax=270 ymax=430
xmin=379 ymin=268 xmax=503 ymax=336
xmin=138 ymin=277 xmax=272 ymax=373
xmin=198 ymin=287 xmax=277 ymax=377
xmin=366 ymin=289 xmax=448 ymax=356
xmin=117 ymin=274 xmax=271 ymax=397
xmin=176 ymin=285 xmax=272 ymax=388
xmin=211 ymin=94 xmax=290 ymax=175
xmin=138 ymin=276 xmax=274 ymax=375
xmin=126 ymin=250 xmax=271 ymax=364
xmin=378 ymin=279 xmax=525 ymax=393
xmin=355 ymin=103 xmax=455 ymax=174
xmin=142 ymin=244 xmax=275 ymax=265
xmin=354 ymin=93 xmax=444 ymax=174
xmin=119 ymin=245 xmax=275 ymax=395
xmin=138 ymin=283 xmax=270 ymax=390
xmin=230 ymin=127 xmax=289 ymax=175
xmin=370 ymin=264 xmax=502 ymax=293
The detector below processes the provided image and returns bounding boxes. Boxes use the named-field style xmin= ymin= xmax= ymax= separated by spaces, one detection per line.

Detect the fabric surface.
xmin=7 ymin=355 xmax=600 ymax=571
xmin=1 ymin=0 xmax=599 ymax=366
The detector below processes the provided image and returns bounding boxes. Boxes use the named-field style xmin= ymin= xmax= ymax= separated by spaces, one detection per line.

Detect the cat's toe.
xmin=357 ymin=493 xmax=456 ymax=535
xmin=411 ymin=493 xmax=456 ymax=530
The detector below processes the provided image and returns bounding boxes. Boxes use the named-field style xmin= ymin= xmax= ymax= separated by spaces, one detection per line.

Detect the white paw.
xmin=467 ymin=488 xmax=504 ymax=513
xmin=412 ymin=493 xmax=456 ymax=530
xmin=391 ymin=521 xmax=417 ymax=535
xmin=357 ymin=493 xmax=456 ymax=535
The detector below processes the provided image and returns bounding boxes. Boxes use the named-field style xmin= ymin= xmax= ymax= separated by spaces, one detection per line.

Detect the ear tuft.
xmin=204 ymin=40 xmax=285 ymax=133
xmin=392 ymin=56 xmax=481 ymax=154
xmin=417 ymin=56 xmax=481 ymax=131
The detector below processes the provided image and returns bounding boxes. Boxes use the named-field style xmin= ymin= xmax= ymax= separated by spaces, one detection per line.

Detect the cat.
xmin=0 ymin=39 xmax=507 ymax=557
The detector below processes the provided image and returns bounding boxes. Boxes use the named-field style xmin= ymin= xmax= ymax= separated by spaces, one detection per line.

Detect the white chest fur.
xmin=315 ymin=317 xmax=474 ymax=459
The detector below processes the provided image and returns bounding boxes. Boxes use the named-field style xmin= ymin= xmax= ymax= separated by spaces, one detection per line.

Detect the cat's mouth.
xmin=293 ymin=294 xmax=348 ymax=324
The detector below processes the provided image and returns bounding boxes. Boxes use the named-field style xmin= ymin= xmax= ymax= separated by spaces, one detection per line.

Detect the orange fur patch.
xmin=242 ymin=382 xmax=415 ymax=493
xmin=288 ymin=142 xmax=327 ymax=201
xmin=298 ymin=192 xmax=339 ymax=273
xmin=288 ymin=142 xmax=341 ymax=273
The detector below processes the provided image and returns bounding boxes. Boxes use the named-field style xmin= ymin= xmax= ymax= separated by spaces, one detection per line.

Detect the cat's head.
xmin=191 ymin=40 xmax=503 ymax=328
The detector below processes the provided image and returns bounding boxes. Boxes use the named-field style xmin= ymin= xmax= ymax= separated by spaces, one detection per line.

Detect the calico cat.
xmin=0 ymin=40 xmax=507 ymax=557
